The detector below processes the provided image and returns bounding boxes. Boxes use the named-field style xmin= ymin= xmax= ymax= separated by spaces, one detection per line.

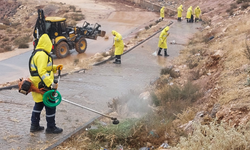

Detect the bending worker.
xmin=194 ymin=6 xmax=201 ymax=22
xmin=29 ymin=33 xmax=63 ymax=134
xmin=160 ymin=6 xmax=165 ymax=20
xmin=112 ymin=30 xmax=124 ymax=64
xmin=157 ymin=26 xmax=170 ymax=57
xmin=186 ymin=6 xmax=193 ymax=23
xmin=177 ymin=5 xmax=183 ymax=21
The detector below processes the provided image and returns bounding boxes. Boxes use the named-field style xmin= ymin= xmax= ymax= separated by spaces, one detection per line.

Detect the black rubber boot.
xmin=30 ymin=125 xmax=44 ymax=132
xmin=164 ymin=50 xmax=169 ymax=57
xmin=113 ymin=59 xmax=118 ymax=64
xmin=113 ymin=60 xmax=121 ymax=64
xmin=46 ymin=126 xmax=63 ymax=134
xmin=158 ymin=49 xmax=162 ymax=56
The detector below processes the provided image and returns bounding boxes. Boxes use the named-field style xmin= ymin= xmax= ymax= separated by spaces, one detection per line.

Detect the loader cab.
xmin=45 ymin=17 xmax=67 ymax=39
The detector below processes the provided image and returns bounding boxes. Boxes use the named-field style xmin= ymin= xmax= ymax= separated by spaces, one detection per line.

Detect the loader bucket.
xmin=99 ymin=31 xmax=106 ymax=37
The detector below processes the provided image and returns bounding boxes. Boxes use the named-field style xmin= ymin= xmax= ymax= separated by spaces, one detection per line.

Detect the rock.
xmin=211 ymin=50 xmax=224 ymax=60
xmin=139 ymin=91 xmax=150 ymax=100
xmin=205 ymin=26 xmax=210 ymax=30
xmin=210 ymin=103 xmax=220 ymax=118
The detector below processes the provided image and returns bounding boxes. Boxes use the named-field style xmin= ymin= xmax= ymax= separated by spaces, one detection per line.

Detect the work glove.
xmin=56 ymin=64 xmax=63 ymax=70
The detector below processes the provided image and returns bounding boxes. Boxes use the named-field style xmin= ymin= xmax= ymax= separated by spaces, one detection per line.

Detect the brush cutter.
xmin=43 ymin=70 xmax=119 ymax=125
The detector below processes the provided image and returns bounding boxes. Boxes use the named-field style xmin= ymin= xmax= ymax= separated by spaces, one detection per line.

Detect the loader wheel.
xmin=55 ymin=41 xmax=69 ymax=58
xmin=75 ymin=37 xmax=87 ymax=53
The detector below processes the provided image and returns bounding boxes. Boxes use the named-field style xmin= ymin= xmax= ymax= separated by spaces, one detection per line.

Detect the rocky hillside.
xmin=0 ymin=0 xmax=21 ymax=24
xmin=0 ymin=0 xmax=84 ymax=52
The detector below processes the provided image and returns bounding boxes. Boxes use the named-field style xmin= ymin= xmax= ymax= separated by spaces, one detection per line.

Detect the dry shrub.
xmin=6 ymin=28 xmax=12 ymax=33
xmin=14 ymin=36 xmax=30 ymax=46
xmin=69 ymin=5 xmax=76 ymax=12
xmin=160 ymin=66 xmax=180 ymax=78
xmin=3 ymin=37 xmax=9 ymax=41
xmin=186 ymin=57 xmax=199 ymax=69
xmin=159 ymin=81 xmax=202 ymax=104
xmin=4 ymin=45 xmax=12 ymax=51
xmin=241 ymin=2 xmax=250 ymax=10
xmin=0 ymin=24 xmax=7 ymax=30
xmin=73 ymin=13 xmax=85 ymax=21
xmin=11 ymin=22 xmax=21 ymax=27
xmin=244 ymin=38 xmax=250 ymax=60
xmin=230 ymin=3 xmax=238 ymax=9
xmin=189 ymin=69 xmax=201 ymax=80
xmin=173 ymin=121 xmax=250 ymax=150
xmin=18 ymin=43 xmax=29 ymax=49
xmin=237 ymin=0 xmax=250 ymax=4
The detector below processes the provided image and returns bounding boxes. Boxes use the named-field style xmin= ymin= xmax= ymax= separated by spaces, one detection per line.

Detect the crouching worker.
xmin=29 ymin=34 xmax=63 ymax=134
xmin=112 ymin=30 xmax=124 ymax=64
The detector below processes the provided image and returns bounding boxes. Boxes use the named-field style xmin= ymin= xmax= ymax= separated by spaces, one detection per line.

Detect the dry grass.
xmin=173 ymin=121 xmax=250 ymax=150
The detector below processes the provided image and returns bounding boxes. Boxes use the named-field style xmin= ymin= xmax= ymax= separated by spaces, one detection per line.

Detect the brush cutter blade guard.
xmin=43 ymin=90 xmax=62 ymax=108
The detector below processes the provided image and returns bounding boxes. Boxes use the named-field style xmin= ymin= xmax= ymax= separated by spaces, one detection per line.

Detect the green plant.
xmin=151 ymin=92 xmax=160 ymax=106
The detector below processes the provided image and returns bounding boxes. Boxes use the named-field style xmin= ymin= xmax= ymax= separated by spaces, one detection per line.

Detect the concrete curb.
xmin=45 ymin=113 xmax=104 ymax=150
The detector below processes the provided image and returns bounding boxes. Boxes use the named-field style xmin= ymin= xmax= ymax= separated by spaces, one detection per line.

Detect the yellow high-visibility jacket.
xmin=177 ymin=5 xmax=183 ymax=18
xmin=30 ymin=34 xmax=57 ymax=102
xmin=160 ymin=7 xmax=165 ymax=18
xmin=158 ymin=26 xmax=169 ymax=49
xmin=195 ymin=6 xmax=201 ymax=18
xmin=112 ymin=30 xmax=124 ymax=55
xmin=186 ymin=6 xmax=193 ymax=19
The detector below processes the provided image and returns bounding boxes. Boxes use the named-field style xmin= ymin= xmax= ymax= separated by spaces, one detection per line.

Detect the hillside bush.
xmin=173 ymin=121 xmax=250 ymax=150
xmin=18 ymin=43 xmax=29 ymax=49
xmin=241 ymin=2 xmax=250 ymax=10
xmin=14 ymin=36 xmax=30 ymax=46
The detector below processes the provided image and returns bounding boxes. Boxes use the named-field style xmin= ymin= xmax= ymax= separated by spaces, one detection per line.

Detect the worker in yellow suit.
xmin=186 ymin=6 xmax=193 ymax=23
xmin=29 ymin=34 xmax=63 ymax=134
xmin=160 ymin=6 xmax=165 ymax=20
xmin=112 ymin=30 xmax=124 ymax=64
xmin=194 ymin=6 xmax=201 ymax=22
xmin=177 ymin=5 xmax=183 ymax=21
xmin=157 ymin=26 xmax=170 ymax=57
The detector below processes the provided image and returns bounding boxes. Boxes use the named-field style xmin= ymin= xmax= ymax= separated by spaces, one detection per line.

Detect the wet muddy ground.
xmin=0 ymin=19 xmax=201 ymax=149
